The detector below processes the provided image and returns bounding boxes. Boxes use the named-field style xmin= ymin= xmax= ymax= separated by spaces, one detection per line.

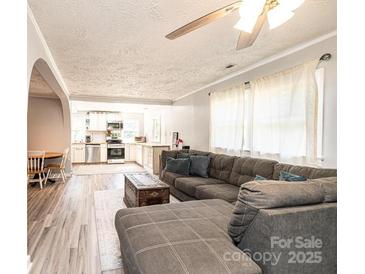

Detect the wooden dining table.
xmin=30 ymin=151 xmax=63 ymax=185
xmin=44 ymin=152 xmax=63 ymax=159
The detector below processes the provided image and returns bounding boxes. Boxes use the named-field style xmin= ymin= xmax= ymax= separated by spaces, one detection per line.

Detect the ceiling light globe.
xmin=268 ymin=6 xmax=294 ymax=29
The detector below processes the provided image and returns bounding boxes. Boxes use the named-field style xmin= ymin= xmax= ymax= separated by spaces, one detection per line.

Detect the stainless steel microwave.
xmin=107 ymin=121 xmax=123 ymax=130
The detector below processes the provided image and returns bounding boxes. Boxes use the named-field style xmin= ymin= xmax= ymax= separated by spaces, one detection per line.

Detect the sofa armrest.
xmin=240 ymin=203 xmax=337 ymax=274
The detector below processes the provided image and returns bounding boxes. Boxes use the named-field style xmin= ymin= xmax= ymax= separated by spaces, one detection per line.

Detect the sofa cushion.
xmin=208 ymin=153 xmax=236 ymax=182
xmin=115 ymin=199 xmax=261 ymax=274
xmin=195 ymin=184 xmax=240 ymax=203
xmin=273 ymin=163 xmax=337 ymax=180
xmin=228 ymin=180 xmax=325 ymax=243
xmin=309 ymin=177 xmax=337 ymax=202
xmin=229 ymin=157 xmax=277 ymax=186
xmin=175 ymin=177 xmax=225 ymax=197
xmin=161 ymin=170 xmax=188 ymax=186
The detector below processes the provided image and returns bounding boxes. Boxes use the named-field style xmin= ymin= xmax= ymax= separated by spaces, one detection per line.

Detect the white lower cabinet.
xmin=100 ymin=144 xmax=107 ymax=162
xmin=72 ymin=144 xmax=85 ymax=163
xmin=126 ymin=144 xmax=136 ymax=161
xmin=135 ymin=145 xmax=143 ymax=165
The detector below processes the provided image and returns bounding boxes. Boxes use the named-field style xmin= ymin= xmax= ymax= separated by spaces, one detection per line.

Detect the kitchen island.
xmin=125 ymin=143 xmax=170 ymax=175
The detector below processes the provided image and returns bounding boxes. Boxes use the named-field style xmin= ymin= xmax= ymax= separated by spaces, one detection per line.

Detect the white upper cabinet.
xmin=72 ymin=113 xmax=86 ymax=131
xmin=89 ymin=112 xmax=107 ymax=131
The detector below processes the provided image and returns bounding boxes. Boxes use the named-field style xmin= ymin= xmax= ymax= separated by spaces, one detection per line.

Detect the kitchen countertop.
xmin=125 ymin=142 xmax=170 ymax=147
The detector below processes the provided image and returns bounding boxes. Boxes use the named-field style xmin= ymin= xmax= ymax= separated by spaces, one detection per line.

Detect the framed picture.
xmin=172 ymin=132 xmax=179 ymax=148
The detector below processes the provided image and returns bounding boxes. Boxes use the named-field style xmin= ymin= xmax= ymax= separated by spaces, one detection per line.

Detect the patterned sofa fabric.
xmin=208 ymin=153 xmax=236 ymax=182
xmin=115 ymin=199 xmax=262 ymax=274
xmin=195 ymin=184 xmax=240 ymax=203
xmin=228 ymin=157 xmax=278 ymax=186
xmin=188 ymin=149 xmax=211 ymax=156
xmin=175 ymin=176 xmax=225 ymax=197
xmin=273 ymin=163 xmax=337 ymax=180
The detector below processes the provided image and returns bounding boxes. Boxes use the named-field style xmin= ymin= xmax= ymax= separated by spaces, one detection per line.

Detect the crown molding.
xmin=69 ymin=94 xmax=173 ymax=105
xmin=173 ymin=30 xmax=337 ymax=102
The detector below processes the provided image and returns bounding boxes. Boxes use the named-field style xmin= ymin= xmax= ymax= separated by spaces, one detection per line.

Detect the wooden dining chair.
xmin=27 ymin=151 xmax=46 ymax=189
xmin=45 ymin=148 xmax=69 ymax=183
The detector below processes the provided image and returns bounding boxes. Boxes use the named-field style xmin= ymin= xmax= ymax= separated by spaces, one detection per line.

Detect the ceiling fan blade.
xmin=166 ymin=1 xmax=242 ymax=40
xmin=236 ymin=5 xmax=269 ymax=50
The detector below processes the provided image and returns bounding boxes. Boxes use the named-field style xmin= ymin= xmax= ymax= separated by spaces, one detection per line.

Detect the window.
xmin=123 ymin=119 xmax=140 ymax=142
xmin=209 ymin=85 xmax=245 ymax=155
xmin=210 ymin=60 xmax=324 ymax=165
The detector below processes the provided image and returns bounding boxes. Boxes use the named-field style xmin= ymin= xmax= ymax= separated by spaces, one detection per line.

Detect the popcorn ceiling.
xmin=28 ymin=0 xmax=336 ymax=100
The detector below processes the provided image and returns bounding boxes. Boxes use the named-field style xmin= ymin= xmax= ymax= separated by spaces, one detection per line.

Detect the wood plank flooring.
xmin=28 ymin=164 xmax=176 ymax=274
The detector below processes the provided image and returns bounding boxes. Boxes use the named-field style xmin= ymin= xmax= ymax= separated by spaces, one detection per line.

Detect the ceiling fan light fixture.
xmin=235 ymin=0 xmax=266 ymax=33
xmin=234 ymin=18 xmax=255 ymax=33
xmin=268 ymin=6 xmax=294 ymax=29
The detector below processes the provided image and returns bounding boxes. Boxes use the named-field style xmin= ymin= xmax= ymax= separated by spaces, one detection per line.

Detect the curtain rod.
xmin=208 ymin=53 xmax=332 ymax=96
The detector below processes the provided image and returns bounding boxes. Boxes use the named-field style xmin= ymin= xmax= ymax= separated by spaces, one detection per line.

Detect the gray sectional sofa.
xmin=115 ymin=149 xmax=337 ymax=274
xmin=159 ymin=149 xmax=336 ymax=204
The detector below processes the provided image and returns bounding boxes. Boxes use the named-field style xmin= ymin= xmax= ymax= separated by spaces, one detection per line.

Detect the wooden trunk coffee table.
xmin=124 ymin=172 xmax=170 ymax=207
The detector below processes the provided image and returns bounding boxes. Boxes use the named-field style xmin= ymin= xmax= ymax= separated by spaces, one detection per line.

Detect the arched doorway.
xmin=27 ymin=58 xmax=71 ymax=173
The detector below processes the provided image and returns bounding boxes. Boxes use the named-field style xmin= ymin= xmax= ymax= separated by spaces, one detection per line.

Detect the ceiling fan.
xmin=165 ymin=0 xmax=305 ymax=50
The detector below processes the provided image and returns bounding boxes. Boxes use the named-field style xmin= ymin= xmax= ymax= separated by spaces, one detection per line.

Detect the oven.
xmin=107 ymin=143 xmax=125 ymax=164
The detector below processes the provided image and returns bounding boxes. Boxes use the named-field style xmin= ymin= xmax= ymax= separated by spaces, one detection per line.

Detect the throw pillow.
xmin=190 ymin=155 xmax=210 ymax=178
xmin=254 ymin=175 xmax=267 ymax=181
xmin=165 ymin=157 xmax=190 ymax=176
xmin=279 ymin=171 xmax=307 ymax=182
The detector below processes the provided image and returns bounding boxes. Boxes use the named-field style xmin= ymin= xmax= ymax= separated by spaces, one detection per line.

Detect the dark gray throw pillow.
xmin=165 ymin=157 xmax=190 ymax=176
xmin=190 ymin=155 xmax=210 ymax=178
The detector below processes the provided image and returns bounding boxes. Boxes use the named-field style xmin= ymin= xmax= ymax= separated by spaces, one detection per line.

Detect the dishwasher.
xmin=85 ymin=144 xmax=101 ymax=163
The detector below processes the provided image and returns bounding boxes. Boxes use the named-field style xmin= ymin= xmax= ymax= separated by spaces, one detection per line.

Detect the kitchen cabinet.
xmin=72 ymin=113 xmax=86 ymax=130
xmin=133 ymin=143 xmax=169 ymax=175
xmin=129 ymin=144 xmax=136 ymax=161
xmin=89 ymin=112 xmax=107 ymax=131
xmin=135 ymin=144 xmax=143 ymax=165
xmin=72 ymin=144 xmax=85 ymax=163
xmin=125 ymin=144 xmax=136 ymax=161
xmin=100 ymin=143 xmax=107 ymax=162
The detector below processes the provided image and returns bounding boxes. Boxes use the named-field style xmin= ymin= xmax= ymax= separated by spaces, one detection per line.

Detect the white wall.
xmin=171 ymin=36 xmax=337 ymax=168
xmin=28 ymin=97 xmax=68 ymax=152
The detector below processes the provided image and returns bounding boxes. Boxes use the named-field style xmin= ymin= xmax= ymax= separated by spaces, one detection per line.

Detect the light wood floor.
xmin=28 ymin=164 xmax=176 ymax=274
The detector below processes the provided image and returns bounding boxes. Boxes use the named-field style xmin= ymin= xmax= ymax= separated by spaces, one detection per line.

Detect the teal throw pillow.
xmin=254 ymin=175 xmax=267 ymax=181
xmin=279 ymin=171 xmax=307 ymax=182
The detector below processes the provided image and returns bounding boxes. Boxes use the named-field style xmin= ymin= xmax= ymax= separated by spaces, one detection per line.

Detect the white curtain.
xmin=248 ymin=60 xmax=319 ymax=164
xmin=210 ymin=85 xmax=245 ymax=155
